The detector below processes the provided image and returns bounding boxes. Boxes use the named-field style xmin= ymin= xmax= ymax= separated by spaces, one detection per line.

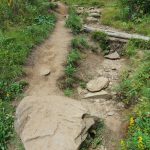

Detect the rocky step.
xmin=83 ymin=90 xmax=112 ymax=100
xmin=15 ymin=95 xmax=97 ymax=150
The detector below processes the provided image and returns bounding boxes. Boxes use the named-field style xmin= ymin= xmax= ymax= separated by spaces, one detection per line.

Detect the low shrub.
xmin=119 ymin=0 xmax=150 ymax=21
xmin=92 ymin=31 xmax=110 ymax=54
xmin=66 ymin=8 xmax=82 ymax=34
xmin=71 ymin=36 xmax=89 ymax=50
xmin=64 ymin=46 xmax=81 ymax=96
xmin=0 ymin=101 xmax=14 ymax=150
xmin=64 ymin=88 xmax=74 ymax=97
xmin=67 ymin=49 xmax=81 ymax=65
xmin=65 ymin=64 xmax=77 ymax=77
xmin=116 ymin=57 xmax=150 ymax=105
xmin=121 ymin=113 xmax=150 ymax=150
xmin=0 ymin=81 xmax=27 ymax=101
xmin=61 ymin=0 xmax=106 ymax=7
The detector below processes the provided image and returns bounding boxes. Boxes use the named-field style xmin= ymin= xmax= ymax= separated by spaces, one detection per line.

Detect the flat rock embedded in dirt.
xmin=89 ymin=13 xmax=101 ymax=18
xmin=107 ymin=111 xmax=115 ymax=116
xmin=87 ymin=77 xmax=109 ymax=92
xmin=40 ymin=68 xmax=51 ymax=76
xmin=15 ymin=95 xmax=95 ymax=150
xmin=88 ymin=9 xmax=102 ymax=14
xmin=84 ymin=90 xmax=111 ymax=99
xmin=86 ymin=17 xmax=99 ymax=23
xmin=105 ymin=52 xmax=121 ymax=60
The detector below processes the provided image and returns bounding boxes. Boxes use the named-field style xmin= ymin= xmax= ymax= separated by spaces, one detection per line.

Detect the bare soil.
xmin=16 ymin=3 xmax=129 ymax=150
xmin=23 ymin=2 xmax=72 ymax=97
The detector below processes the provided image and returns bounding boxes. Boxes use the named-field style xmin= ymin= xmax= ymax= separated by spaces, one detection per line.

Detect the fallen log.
xmin=84 ymin=25 xmax=150 ymax=41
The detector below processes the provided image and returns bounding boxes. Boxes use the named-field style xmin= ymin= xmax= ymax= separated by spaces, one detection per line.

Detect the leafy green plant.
xmin=80 ymin=120 xmax=104 ymax=150
xmin=67 ymin=49 xmax=81 ymax=65
xmin=92 ymin=31 xmax=110 ymax=54
xmin=0 ymin=101 xmax=14 ymax=150
xmin=121 ymin=113 xmax=150 ymax=150
xmin=65 ymin=64 xmax=77 ymax=77
xmin=71 ymin=36 xmax=89 ymax=50
xmin=124 ymin=40 xmax=137 ymax=57
xmin=119 ymin=0 xmax=150 ymax=21
xmin=0 ymin=81 xmax=27 ymax=101
xmin=66 ymin=8 xmax=82 ymax=34
xmin=64 ymin=88 xmax=74 ymax=97
xmin=0 ymin=1 xmax=57 ymax=148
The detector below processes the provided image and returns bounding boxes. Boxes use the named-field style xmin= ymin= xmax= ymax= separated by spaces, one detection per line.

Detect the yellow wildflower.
xmin=121 ymin=140 xmax=126 ymax=150
xmin=8 ymin=0 xmax=13 ymax=7
xmin=138 ymin=136 xmax=144 ymax=150
xmin=130 ymin=117 xmax=135 ymax=127
xmin=7 ymin=93 xmax=10 ymax=97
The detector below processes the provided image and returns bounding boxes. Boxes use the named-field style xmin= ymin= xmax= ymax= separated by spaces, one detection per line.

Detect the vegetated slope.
xmin=62 ymin=0 xmax=150 ymax=149
xmin=0 ymin=0 xmax=56 ymax=149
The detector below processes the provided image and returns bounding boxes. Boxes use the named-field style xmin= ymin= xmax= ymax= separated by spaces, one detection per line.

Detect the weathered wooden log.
xmin=84 ymin=25 xmax=150 ymax=41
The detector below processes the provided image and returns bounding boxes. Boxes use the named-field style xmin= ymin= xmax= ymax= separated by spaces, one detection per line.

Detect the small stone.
xmin=40 ymin=68 xmax=51 ymax=76
xmin=77 ymin=87 xmax=88 ymax=95
xmin=84 ymin=90 xmax=112 ymax=99
xmin=89 ymin=13 xmax=100 ymax=18
xmin=107 ymin=111 xmax=115 ymax=116
xmin=88 ymin=9 xmax=102 ymax=14
xmin=87 ymin=77 xmax=109 ymax=92
xmin=117 ymin=102 xmax=125 ymax=108
xmin=86 ymin=17 xmax=99 ymax=23
xmin=105 ymin=52 xmax=120 ymax=60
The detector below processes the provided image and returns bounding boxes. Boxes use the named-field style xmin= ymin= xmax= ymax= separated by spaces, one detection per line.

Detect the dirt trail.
xmin=16 ymin=3 xmax=128 ymax=150
xmin=24 ymin=3 xmax=72 ymax=96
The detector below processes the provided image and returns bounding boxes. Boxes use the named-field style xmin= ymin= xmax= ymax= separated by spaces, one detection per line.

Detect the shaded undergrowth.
xmin=80 ymin=120 xmax=104 ymax=150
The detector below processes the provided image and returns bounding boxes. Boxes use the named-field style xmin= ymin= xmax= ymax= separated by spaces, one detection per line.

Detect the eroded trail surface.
xmin=77 ymin=53 xmax=128 ymax=150
xmin=24 ymin=3 xmax=72 ymax=96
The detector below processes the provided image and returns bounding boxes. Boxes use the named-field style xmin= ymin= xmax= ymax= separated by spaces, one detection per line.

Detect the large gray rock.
xmin=15 ymin=96 xmax=95 ymax=150
xmin=87 ymin=77 xmax=109 ymax=92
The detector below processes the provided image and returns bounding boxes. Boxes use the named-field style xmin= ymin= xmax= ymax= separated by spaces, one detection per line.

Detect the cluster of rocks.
xmin=77 ymin=58 xmax=126 ymax=120
xmin=76 ymin=6 xmax=102 ymax=24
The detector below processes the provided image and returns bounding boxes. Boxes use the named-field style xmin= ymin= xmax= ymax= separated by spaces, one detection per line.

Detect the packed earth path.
xmin=15 ymin=2 xmax=128 ymax=150
xmin=24 ymin=3 xmax=72 ymax=96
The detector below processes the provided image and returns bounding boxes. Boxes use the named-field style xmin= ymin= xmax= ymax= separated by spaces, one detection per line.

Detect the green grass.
xmin=91 ymin=31 xmax=110 ymax=54
xmin=61 ymin=0 xmax=112 ymax=7
xmin=101 ymin=5 xmax=150 ymax=36
xmin=116 ymin=39 xmax=150 ymax=149
xmin=71 ymin=36 xmax=89 ymax=50
xmin=64 ymin=88 xmax=74 ymax=97
xmin=0 ymin=1 xmax=57 ymax=149
xmin=64 ymin=49 xmax=81 ymax=95
xmin=66 ymin=8 xmax=82 ymax=34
